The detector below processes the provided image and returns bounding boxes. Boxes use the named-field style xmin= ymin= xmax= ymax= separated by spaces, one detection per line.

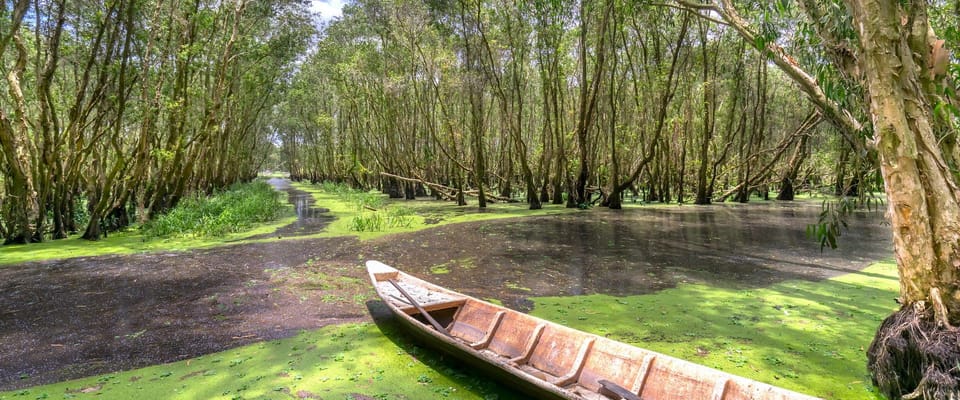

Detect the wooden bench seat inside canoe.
xmin=448 ymin=300 xmax=506 ymax=349
xmin=567 ymin=339 xmax=651 ymax=400
xmin=518 ymin=325 xmax=595 ymax=387
xmin=375 ymin=278 xmax=466 ymax=316
xmin=480 ymin=311 xmax=545 ymax=361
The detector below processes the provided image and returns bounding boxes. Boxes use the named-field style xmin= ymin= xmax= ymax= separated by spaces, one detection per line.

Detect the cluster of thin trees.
xmin=278 ymin=1 xmax=960 ymax=396
xmin=0 ymin=0 xmax=313 ymax=243
xmin=277 ymin=0 xmax=875 ymax=211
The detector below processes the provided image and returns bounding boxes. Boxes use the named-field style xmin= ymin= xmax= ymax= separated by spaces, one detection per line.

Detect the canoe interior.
xmin=367 ymin=261 xmax=817 ymax=400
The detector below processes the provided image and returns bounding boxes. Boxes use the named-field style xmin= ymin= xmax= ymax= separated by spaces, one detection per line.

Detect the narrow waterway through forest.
xmin=0 ymin=187 xmax=891 ymax=390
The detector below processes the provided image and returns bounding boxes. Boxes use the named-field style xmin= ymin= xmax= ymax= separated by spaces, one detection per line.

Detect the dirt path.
xmin=0 ymin=200 xmax=891 ymax=391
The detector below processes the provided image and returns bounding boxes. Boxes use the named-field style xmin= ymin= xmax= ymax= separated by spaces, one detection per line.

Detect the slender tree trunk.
xmin=573 ymin=0 xmax=613 ymax=207
xmin=694 ymin=19 xmax=719 ymax=205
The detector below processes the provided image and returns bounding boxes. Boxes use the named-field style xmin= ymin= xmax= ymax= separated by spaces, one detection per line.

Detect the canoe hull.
xmin=366 ymin=260 xmax=820 ymax=400
xmin=388 ymin=304 xmax=570 ymax=400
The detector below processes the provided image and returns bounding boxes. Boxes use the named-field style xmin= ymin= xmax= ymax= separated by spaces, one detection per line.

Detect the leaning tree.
xmin=680 ymin=0 xmax=960 ymax=398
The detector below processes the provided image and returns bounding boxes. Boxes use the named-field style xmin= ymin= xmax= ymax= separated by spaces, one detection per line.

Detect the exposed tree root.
xmin=867 ymin=304 xmax=960 ymax=400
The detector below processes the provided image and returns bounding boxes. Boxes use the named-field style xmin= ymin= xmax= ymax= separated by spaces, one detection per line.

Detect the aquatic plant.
xmin=142 ymin=181 xmax=288 ymax=238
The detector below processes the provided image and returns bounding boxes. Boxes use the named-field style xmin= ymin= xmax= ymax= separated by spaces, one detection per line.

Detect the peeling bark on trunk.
xmin=0 ymin=29 xmax=39 ymax=244
xmin=844 ymin=2 xmax=960 ymax=398
xmin=847 ymin=0 xmax=960 ymax=320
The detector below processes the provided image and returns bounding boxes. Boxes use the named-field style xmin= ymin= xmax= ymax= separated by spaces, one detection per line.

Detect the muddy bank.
xmin=0 ymin=238 xmax=367 ymax=390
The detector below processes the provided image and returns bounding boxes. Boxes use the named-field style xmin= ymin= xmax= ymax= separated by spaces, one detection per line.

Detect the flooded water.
xmin=368 ymin=201 xmax=893 ymax=310
xmin=248 ymin=178 xmax=334 ymax=239
xmin=0 ymin=192 xmax=894 ymax=390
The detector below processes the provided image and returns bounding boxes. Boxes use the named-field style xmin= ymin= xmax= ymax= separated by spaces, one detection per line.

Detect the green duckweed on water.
xmin=0 ymin=322 xmax=518 ymax=400
xmin=528 ymin=260 xmax=900 ymax=400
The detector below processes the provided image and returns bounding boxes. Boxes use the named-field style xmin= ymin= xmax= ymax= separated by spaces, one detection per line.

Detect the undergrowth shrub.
xmin=321 ymin=181 xmax=412 ymax=232
xmin=350 ymin=212 xmax=384 ymax=232
xmin=142 ymin=181 xmax=288 ymax=238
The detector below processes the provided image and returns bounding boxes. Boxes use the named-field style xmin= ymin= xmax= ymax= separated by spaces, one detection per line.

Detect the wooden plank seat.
xmin=515 ymin=325 xmax=596 ymax=387
xmin=447 ymin=300 xmax=506 ymax=349
xmin=598 ymin=380 xmax=642 ymax=400
xmin=376 ymin=279 xmax=465 ymax=314
xmin=480 ymin=311 xmax=544 ymax=361
xmin=567 ymin=340 xmax=652 ymax=400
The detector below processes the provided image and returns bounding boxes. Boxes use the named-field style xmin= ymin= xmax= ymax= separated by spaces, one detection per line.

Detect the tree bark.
xmin=0 ymin=28 xmax=39 ymax=244
xmin=845 ymin=1 xmax=960 ymax=317
xmin=694 ymin=19 xmax=720 ymax=205
xmin=573 ymin=0 xmax=613 ymax=207
xmin=776 ymin=111 xmax=819 ymax=201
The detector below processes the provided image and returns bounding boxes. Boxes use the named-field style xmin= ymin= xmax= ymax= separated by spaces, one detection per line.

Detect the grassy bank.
xmin=528 ymin=261 xmax=899 ymax=399
xmin=0 ymin=181 xmax=297 ymax=266
xmin=2 ymin=260 xmax=898 ymax=399
xmin=0 ymin=179 xmax=573 ymax=266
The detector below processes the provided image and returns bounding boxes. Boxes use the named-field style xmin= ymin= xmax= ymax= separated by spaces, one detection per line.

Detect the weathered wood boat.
xmin=367 ymin=260 xmax=820 ymax=400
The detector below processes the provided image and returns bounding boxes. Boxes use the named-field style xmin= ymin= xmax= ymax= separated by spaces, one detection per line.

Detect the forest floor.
xmin=0 ymin=180 xmax=894 ymax=399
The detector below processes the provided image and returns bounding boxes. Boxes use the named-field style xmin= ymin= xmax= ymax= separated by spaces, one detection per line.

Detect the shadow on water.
xmin=366 ymin=201 xmax=893 ymax=311
xmin=247 ymin=178 xmax=334 ymax=239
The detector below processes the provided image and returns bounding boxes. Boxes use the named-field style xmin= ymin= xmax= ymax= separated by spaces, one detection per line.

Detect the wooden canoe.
xmin=366 ymin=260 xmax=820 ymax=400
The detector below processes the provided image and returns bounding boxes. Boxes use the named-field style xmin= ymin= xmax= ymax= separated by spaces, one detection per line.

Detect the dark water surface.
xmin=367 ymin=201 xmax=893 ymax=310
xmin=247 ymin=178 xmax=334 ymax=239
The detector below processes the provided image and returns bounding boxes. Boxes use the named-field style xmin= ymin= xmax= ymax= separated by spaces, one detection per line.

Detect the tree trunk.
xmin=0 ymin=28 xmax=40 ymax=244
xmin=840 ymin=2 xmax=960 ymax=398
xmin=573 ymin=0 xmax=613 ymax=207
xmin=777 ymin=111 xmax=819 ymax=200
xmin=694 ymin=19 xmax=719 ymax=205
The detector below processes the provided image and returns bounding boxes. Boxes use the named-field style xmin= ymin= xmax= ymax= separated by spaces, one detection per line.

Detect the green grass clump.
xmin=320 ymin=181 xmax=385 ymax=211
xmin=142 ymin=181 xmax=289 ymax=238
xmin=0 ymin=322 xmax=519 ymax=400
xmin=350 ymin=212 xmax=385 ymax=232
xmin=322 ymin=182 xmax=415 ymax=233
xmin=528 ymin=261 xmax=900 ymax=399
xmin=296 ymin=181 xmax=572 ymax=240
xmin=350 ymin=207 xmax=415 ymax=232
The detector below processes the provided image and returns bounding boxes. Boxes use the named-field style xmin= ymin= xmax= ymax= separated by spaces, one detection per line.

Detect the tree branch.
xmin=677 ymin=0 xmax=868 ymax=155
